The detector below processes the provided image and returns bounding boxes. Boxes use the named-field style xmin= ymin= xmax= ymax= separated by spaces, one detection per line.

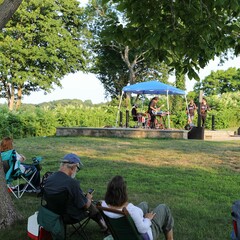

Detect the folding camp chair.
xmin=1 ymin=149 xmax=38 ymax=199
xmin=97 ymin=203 xmax=143 ymax=240
xmin=39 ymin=189 xmax=90 ymax=240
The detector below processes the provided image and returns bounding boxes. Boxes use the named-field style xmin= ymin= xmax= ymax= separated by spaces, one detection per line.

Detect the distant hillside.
xmin=26 ymin=99 xmax=108 ymax=108
xmin=0 ymin=99 xmax=109 ymax=110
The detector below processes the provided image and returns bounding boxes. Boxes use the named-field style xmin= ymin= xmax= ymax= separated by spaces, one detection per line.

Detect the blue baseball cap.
xmin=61 ymin=153 xmax=83 ymax=168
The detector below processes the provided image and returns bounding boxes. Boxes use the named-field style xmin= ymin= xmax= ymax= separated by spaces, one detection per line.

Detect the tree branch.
xmin=0 ymin=0 xmax=23 ymax=30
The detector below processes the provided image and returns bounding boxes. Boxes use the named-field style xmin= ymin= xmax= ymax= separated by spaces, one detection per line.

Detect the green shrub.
xmin=0 ymin=92 xmax=239 ymax=138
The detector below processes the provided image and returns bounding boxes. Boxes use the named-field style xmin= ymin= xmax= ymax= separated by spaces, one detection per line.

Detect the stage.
xmin=56 ymin=127 xmax=188 ymax=139
xmin=56 ymin=127 xmax=240 ymax=141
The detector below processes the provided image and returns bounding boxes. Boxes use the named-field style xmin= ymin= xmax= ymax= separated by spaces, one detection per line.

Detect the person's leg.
xmin=137 ymin=202 xmax=149 ymax=215
xmin=87 ymin=203 xmax=108 ymax=232
xmin=202 ymin=115 xmax=206 ymax=127
xmin=165 ymin=229 xmax=174 ymax=240
xmin=150 ymin=115 xmax=156 ymax=128
xmin=190 ymin=115 xmax=194 ymax=124
xmin=151 ymin=204 xmax=174 ymax=240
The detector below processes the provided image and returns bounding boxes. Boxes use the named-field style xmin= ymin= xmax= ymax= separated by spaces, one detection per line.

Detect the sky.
xmin=15 ymin=56 xmax=239 ymax=105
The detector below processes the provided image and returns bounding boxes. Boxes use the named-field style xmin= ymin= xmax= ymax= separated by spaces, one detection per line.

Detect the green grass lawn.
xmin=1 ymin=136 xmax=240 ymax=240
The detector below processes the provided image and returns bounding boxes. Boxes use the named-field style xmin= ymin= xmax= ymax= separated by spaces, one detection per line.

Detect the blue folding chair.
xmin=1 ymin=149 xmax=39 ymax=199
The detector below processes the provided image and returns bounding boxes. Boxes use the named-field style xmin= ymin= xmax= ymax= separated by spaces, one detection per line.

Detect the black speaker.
xmin=188 ymin=127 xmax=204 ymax=140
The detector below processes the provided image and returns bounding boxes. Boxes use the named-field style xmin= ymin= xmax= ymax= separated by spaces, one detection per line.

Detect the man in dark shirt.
xmin=44 ymin=153 xmax=107 ymax=231
xmin=131 ymin=104 xmax=138 ymax=122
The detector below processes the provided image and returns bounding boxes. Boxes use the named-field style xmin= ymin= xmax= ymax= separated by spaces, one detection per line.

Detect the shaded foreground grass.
xmin=1 ymin=136 xmax=240 ymax=240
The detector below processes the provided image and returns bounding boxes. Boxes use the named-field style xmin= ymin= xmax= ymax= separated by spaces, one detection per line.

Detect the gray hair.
xmin=60 ymin=162 xmax=76 ymax=170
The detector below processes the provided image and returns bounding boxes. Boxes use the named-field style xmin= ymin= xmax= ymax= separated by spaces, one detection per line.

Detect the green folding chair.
xmin=38 ymin=189 xmax=90 ymax=240
xmin=97 ymin=203 xmax=143 ymax=240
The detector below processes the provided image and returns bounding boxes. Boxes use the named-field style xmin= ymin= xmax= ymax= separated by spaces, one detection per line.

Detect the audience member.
xmin=102 ymin=175 xmax=174 ymax=240
xmin=44 ymin=153 xmax=108 ymax=232
xmin=0 ymin=136 xmax=41 ymax=192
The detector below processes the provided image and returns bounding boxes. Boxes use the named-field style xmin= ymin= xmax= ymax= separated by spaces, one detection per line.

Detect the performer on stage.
xmin=200 ymin=98 xmax=210 ymax=127
xmin=131 ymin=104 xmax=146 ymax=127
xmin=186 ymin=99 xmax=197 ymax=125
xmin=147 ymin=97 xmax=164 ymax=129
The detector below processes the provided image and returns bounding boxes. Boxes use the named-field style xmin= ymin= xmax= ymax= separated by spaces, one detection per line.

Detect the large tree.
xmin=0 ymin=0 xmax=22 ymax=30
xmin=86 ymin=1 xmax=172 ymax=98
xmin=0 ymin=0 xmax=88 ymax=110
xmin=194 ymin=67 xmax=240 ymax=96
xmin=102 ymin=0 xmax=240 ymax=80
xmin=0 ymin=0 xmax=24 ymax=230
xmin=91 ymin=44 xmax=171 ymax=98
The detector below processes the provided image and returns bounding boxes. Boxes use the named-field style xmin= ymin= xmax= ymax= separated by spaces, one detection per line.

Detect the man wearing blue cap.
xmin=43 ymin=153 xmax=107 ymax=233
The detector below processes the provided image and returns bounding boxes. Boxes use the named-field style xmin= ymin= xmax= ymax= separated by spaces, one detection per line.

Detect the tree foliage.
xmin=0 ymin=0 xmax=87 ymax=110
xmin=0 ymin=95 xmax=239 ymax=140
xmin=194 ymin=67 xmax=240 ymax=96
xmin=85 ymin=1 xmax=172 ymax=98
xmin=101 ymin=0 xmax=240 ymax=80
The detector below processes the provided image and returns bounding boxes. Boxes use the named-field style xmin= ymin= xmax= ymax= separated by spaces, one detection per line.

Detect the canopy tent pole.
xmin=166 ymin=90 xmax=170 ymax=129
xmin=115 ymin=91 xmax=124 ymax=127
xmin=185 ymin=94 xmax=189 ymax=123
xmin=135 ymin=94 xmax=140 ymax=103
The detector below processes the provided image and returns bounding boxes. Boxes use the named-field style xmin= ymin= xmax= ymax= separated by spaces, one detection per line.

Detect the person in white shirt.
xmin=102 ymin=175 xmax=174 ymax=240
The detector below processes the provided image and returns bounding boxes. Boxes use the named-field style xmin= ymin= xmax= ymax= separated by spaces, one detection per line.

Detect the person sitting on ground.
xmin=102 ymin=175 xmax=174 ymax=240
xmin=43 ymin=153 xmax=108 ymax=233
xmin=0 ymin=136 xmax=41 ymax=192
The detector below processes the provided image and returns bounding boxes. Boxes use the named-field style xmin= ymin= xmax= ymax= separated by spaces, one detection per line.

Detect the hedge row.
xmin=0 ymin=92 xmax=239 ymax=139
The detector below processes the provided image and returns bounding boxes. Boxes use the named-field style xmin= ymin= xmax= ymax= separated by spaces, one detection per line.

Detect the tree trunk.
xmin=16 ymin=85 xmax=22 ymax=110
xmin=8 ymin=84 xmax=15 ymax=111
xmin=0 ymin=158 xmax=23 ymax=229
xmin=0 ymin=0 xmax=23 ymax=30
xmin=120 ymin=46 xmax=137 ymax=85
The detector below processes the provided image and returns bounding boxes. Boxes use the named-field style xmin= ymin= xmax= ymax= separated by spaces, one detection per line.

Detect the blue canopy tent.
xmin=122 ymin=80 xmax=186 ymax=95
xmin=117 ymin=80 xmax=187 ymax=128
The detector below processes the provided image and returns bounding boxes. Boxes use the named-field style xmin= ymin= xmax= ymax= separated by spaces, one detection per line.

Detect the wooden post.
xmin=119 ymin=111 xmax=123 ymax=127
xmin=126 ymin=110 xmax=129 ymax=128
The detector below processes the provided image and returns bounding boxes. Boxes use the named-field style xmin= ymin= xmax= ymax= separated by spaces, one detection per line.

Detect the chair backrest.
xmin=97 ymin=204 xmax=143 ymax=240
xmin=1 ymin=149 xmax=22 ymax=182
xmin=43 ymin=190 xmax=69 ymax=216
